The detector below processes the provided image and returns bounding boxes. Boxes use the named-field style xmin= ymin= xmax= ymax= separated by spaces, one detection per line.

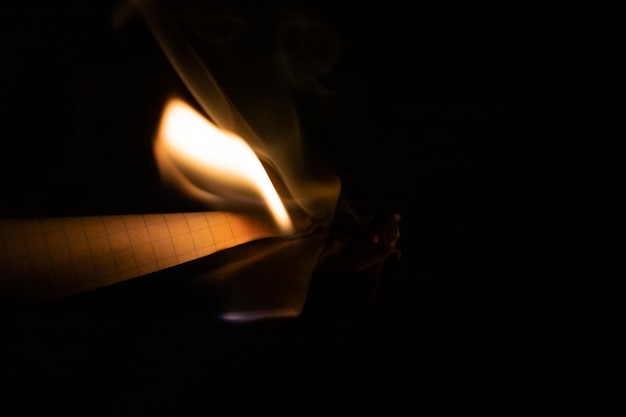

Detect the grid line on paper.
xmin=0 ymin=212 xmax=275 ymax=302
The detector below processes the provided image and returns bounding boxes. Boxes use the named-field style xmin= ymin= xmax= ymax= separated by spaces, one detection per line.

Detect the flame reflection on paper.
xmin=154 ymin=99 xmax=293 ymax=234
xmin=220 ymin=309 xmax=298 ymax=323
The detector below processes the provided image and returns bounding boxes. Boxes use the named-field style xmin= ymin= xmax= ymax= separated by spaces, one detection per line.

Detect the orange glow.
xmin=154 ymin=99 xmax=293 ymax=234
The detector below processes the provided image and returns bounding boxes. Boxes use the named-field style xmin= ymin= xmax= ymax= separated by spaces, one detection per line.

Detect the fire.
xmin=154 ymin=98 xmax=293 ymax=234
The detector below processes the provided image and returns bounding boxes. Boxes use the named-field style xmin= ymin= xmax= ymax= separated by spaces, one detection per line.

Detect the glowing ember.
xmin=154 ymin=98 xmax=293 ymax=234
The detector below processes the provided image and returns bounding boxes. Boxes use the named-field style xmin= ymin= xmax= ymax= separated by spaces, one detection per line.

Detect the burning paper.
xmin=0 ymin=1 xmax=344 ymax=321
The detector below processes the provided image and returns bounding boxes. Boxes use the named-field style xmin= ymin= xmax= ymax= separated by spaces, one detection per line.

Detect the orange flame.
xmin=154 ymin=98 xmax=293 ymax=234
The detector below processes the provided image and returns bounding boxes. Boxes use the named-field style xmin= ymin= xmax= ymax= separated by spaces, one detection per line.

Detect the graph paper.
xmin=0 ymin=212 xmax=275 ymax=302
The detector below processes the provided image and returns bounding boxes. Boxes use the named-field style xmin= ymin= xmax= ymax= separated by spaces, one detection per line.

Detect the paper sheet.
xmin=0 ymin=212 xmax=275 ymax=301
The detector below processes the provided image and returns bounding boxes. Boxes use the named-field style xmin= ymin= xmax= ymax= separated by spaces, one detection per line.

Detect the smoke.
xmin=132 ymin=0 xmax=341 ymax=220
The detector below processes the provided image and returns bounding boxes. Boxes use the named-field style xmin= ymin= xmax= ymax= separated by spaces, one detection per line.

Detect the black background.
xmin=1 ymin=1 xmax=622 ymax=414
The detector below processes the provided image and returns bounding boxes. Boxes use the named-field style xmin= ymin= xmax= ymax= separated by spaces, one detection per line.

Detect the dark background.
xmin=1 ymin=1 xmax=622 ymax=414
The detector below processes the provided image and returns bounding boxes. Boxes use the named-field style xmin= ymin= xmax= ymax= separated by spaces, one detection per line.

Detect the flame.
xmin=134 ymin=0 xmax=341 ymax=222
xmin=154 ymin=98 xmax=293 ymax=234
